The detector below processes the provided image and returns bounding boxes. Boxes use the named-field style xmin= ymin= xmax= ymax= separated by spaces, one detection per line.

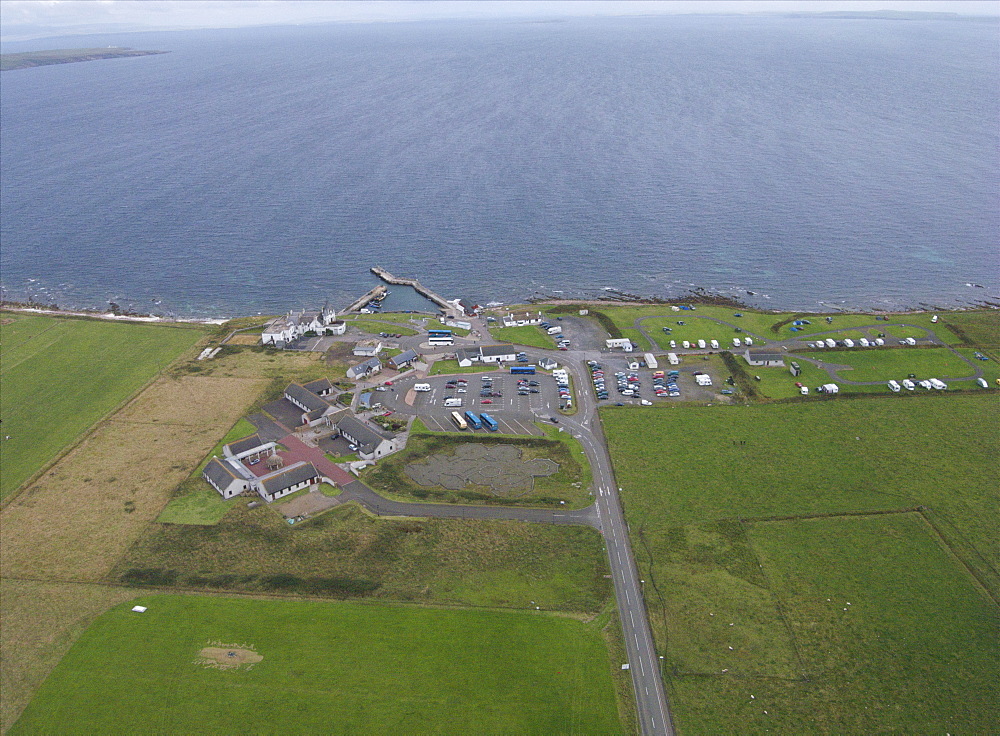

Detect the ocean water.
xmin=1 ymin=16 xmax=997 ymax=318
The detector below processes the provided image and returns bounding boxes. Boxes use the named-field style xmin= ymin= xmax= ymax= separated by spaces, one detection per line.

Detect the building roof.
xmin=304 ymin=377 xmax=334 ymax=394
xmin=260 ymin=462 xmax=319 ymax=497
xmin=390 ymin=349 xmax=418 ymax=368
xmin=203 ymin=457 xmax=239 ymax=489
xmin=348 ymin=357 xmax=382 ymax=375
xmin=337 ymin=415 xmax=393 ymax=454
xmin=455 ymin=348 xmax=478 ymax=364
xmin=479 ymin=344 xmax=517 ymax=358
xmin=745 ymin=350 xmax=785 ymax=362
xmin=225 ymin=434 xmax=268 ymax=457
xmin=284 ymin=383 xmax=331 ymax=413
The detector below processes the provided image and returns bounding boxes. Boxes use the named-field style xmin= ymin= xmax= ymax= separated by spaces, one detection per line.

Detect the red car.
xmin=384 ymin=381 xmax=393 ymax=386
xmin=481 ymin=399 xmax=493 ymax=404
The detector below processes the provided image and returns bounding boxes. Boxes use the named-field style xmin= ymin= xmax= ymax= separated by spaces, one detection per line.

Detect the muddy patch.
xmin=196 ymin=643 xmax=262 ymax=670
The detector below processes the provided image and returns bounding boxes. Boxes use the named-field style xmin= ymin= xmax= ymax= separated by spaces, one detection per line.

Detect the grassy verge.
xmin=801 ymin=347 xmax=977 ymax=385
xmin=10 ymin=595 xmax=624 ymax=734
xmin=341 ymin=318 xmax=418 ymax=336
xmin=429 ymin=360 xmax=499 ymax=376
xmin=0 ymin=313 xmax=206 ymax=499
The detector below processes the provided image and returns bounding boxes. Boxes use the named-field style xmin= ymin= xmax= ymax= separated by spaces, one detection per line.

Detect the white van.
xmin=697 ymin=339 xmax=707 ymax=349
xmin=710 ymin=339 xmax=719 ymax=349
xmin=732 ymin=338 xmax=742 ymax=348
xmin=888 ymin=380 xmax=901 ymax=393
xmin=669 ymin=340 xmax=677 ymax=349
xmin=414 ymin=383 xmax=431 ymax=392
xmin=874 ymin=338 xmax=885 ymax=346
xmin=905 ymin=337 xmax=917 ymax=346
xmin=682 ymin=341 xmax=691 ymax=349
xmin=744 ymin=337 xmax=754 ymax=346
xmin=901 ymin=379 xmax=915 ymax=391
xmin=444 ymin=397 xmax=463 ymax=407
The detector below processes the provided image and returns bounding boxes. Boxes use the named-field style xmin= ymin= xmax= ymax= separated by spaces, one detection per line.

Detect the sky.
xmin=2 ymin=1 xmax=998 ymax=41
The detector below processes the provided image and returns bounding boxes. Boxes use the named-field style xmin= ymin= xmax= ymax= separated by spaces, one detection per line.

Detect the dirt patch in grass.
xmin=196 ymin=645 xmax=263 ymax=670
xmin=405 ymin=444 xmax=559 ymax=497
xmin=0 ymin=376 xmax=265 ymax=581
xmin=0 ymin=579 xmax=149 ymax=732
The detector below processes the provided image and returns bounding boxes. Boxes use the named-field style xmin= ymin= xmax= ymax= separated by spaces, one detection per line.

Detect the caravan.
xmin=888 ymin=380 xmax=901 ymax=393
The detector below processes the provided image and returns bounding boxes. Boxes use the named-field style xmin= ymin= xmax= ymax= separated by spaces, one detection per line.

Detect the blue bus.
xmin=463 ymin=411 xmax=482 ymax=430
xmin=428 ymin=329 xmax=453 ymax=337
xmin=480 ymin=413 xmax=499 ymax=432
xmin=510 ymin=365 xmax=536 ymax=375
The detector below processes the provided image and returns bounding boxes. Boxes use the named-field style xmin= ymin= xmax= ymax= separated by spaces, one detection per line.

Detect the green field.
xmin=802 ymin=347 xmax=978 ymax=384
xmin=490 ymin=324 xmax=556 ymax=349
xmin=429 ymin=359 xmax=499 ymax=375
xmin=11 ymin=595 xmax=624 ymax=734
xmin=0 ymin=314 xmax=205 ymax=500
xmin=603 ymin=395 xmax=1000 ymax=732
xmin=341 ymin=317 xmax=418 ymax=336
xmin=944 ymin=310 xmax=1000 ymax=349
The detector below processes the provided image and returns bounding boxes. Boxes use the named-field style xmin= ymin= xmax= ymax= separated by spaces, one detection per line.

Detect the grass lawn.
xmin=110 ymin=502 xmax=612 ymax=612
xmin=10 ymin=595 xmax=624 ymax=735
xmin=363 ymin=422 xmax=592 ymax=508
xmin=490 ymin=324 xmax=556 ymax=349
xmin=429 ymin=359 xmax=500 ymax=376
xmin=801 ymin=347 xmax=977 ymax=385
xmin=156 ymin=483 xmax=238 ymax=525
xmin=342 ymin=318 xmax=418 ymax=336
xmin=776 ymin=312 xmax=964 ymax=344
xmin=0 ymin=314 xmax=205 ymax=499
xmin=603 ymin=395 xmax=1000 ymax=733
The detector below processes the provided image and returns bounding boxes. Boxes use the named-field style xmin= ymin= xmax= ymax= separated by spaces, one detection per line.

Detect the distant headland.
xmin=0 ymin=47 xmax=168 ymax=72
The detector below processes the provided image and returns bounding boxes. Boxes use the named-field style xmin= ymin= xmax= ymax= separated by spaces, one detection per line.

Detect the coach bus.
xmin=428 ymin=329 xmax=453 ymax=338
xmin=450 ymin=411 xmax=468 ymax=430
xmin=463 ymin=411 xmax=482 ymax=430
xmin=479 ymin=413 xmax=499 ymax=432
xmin=510 ymin=365 xmax=536 ymax=375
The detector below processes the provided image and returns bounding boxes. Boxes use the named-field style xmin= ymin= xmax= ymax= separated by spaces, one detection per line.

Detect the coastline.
xmin=0 ymin=303 xmax=227 ymax=326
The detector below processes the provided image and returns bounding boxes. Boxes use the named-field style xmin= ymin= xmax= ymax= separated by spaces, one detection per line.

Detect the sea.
xmin=1 ymin=15 xmax=998 ymax=319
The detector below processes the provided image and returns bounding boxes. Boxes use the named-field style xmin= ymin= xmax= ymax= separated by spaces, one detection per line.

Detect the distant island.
xmin=0 ymin=47 xmax=168 ymax=71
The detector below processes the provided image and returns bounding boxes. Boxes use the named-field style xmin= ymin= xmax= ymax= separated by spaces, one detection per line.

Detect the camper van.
xmin=667 ymin=353 xmax=680 ymax=365
xmin=732 ymin=338 xmax=742 ymax=348
xmin=843 ymin=339 xmax=855 ymax=348
xmin=414 ymin=383 xmax=431 ymax=392
xmin=669 ymin=340 xmax=677 ymax=349
xmin=682 ymin=341 xmax=691 ymax=349
xmin=744 ymin=337 xmax=754 ymax=346
xmin=887 ymin=380 xmax=901 ymax=393
xmin=825 ymin=338 xmax=836 ymax=348
xmin=444 ymin=397 xmax=463 ymax=407
xmin=874 ymin=338 xmax=885 ymax=346
xmin=905 ymin=337 xmax=917 ymax=346
xmin=859 ymin=338 xmax=870 ymax=347
xmin=710 ymin=339 xmax=719 ymax=349
xmin=697 ymin=339 xmax=707 ymax=349
xmin=901 ymin=379 xmax=915 ymax=391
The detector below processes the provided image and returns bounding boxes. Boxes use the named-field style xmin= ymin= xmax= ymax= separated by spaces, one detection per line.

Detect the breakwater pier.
xmin=370 ymin=267 xmax=456 ymax=313
xmin=343 ymin=285 xmax=387 ymax=313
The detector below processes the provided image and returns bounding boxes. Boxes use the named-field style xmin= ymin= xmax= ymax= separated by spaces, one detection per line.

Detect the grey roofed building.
xmin=203 ymin=457 xmax=248 ymax=498
xmin=303 ymin=377 xmax=334 ymax=396
xmin=347 ymin=357 xmax=382 ymax=380
xmin=259 ymin=461 xmax=320 ymax=500
xmin=284 ymin=382 xmax=332 ymax=413
xmin=454 ymin=347 xmax=478 ymax=366
xmin=336 ymin=415 xmax=397 ymax=459
xmin=479 ymin=345 xmax=517 ymax=360
xmin=744 ymin=350 xmax=785 ymax=367
xmin=389 ymin=349 xmax=418 ymax=369
xmin=224 ymin=434 xmax=268 ymax=458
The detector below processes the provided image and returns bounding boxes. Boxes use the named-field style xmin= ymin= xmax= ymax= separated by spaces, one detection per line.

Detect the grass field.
xmin=342 ymin=318 xmax=419 ymax=336
xmin=490 ymin=324 xmax=557 ymax=349
xmin=10 ymin=595 xmax=624 ymax=735
xmin=0 ymin=313 xmax=205 ymax=499
xmin=363 ymin=423 xmax=592 ymax=508
xmin=944 ymin=310 xmax=1000 ymax=348
xmin=0 ymin=375 xmax=265 ymax=581
xmin=110 ymin=502 xmax=612 ymax=612
xmin=427 ymin=319 xmax=471 ymax=336
xmin=802 ymin=347 xmax=977 ymax=384
xmin=0 ymin=579 xmax=151 ymax=732
xmin=603 ymin=395 xmax=1000 ymax=733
